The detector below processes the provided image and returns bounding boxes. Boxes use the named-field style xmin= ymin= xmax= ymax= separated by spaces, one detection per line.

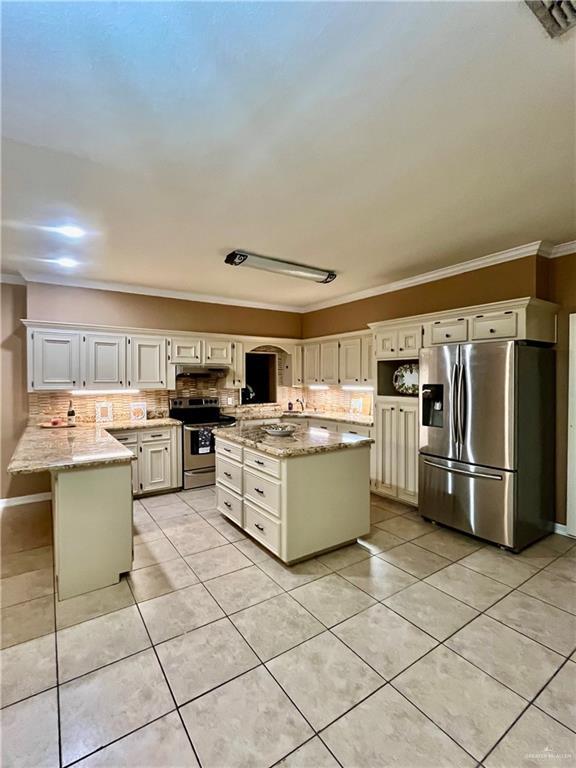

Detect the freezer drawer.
xmin=419 ymin=455 xmax=515 ymax=548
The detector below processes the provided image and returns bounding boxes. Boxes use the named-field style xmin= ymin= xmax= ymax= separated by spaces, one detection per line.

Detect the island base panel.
xmin=52 ymin=464 xmax=133 ymax=600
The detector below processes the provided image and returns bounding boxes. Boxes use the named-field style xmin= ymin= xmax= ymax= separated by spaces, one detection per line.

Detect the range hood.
xmin=175 ymin=364 xmax=229 ymax=378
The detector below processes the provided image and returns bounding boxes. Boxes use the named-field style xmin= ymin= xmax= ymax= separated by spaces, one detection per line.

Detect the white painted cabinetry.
xmin=169 ymin=336 xmax=203 ymax=364
xmin=375 ymin=398 xmax=418 ymax=504
xmin=82 ymin=334 xmax=126 ymax=389
xmin=375 ymin=325 xmax=421 ymax=360
xmin=303 ymin=343 xmax=321 ymax=384
xmin=339 ymin=337 xmax=362 ymax=385
xmin=361 ymin=335 xmax=374 ymax=383
xmin=320 ymin=341 xmax=339 ymax=384
xmin=108 ymin=425 xmax=181 ymax=496
xmin=31 ymin=330 xmax=81 ymax=390
xmin=140 ymin=441 xmax=171 ymax=493
xmin=128 ymin=336 xmax=167 ymax=389
xmin=205 ymin=339 xmax=233 ymax=365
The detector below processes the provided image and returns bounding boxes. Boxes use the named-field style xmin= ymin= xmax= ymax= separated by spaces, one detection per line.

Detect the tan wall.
xmin=302 ymin=256 xmax=539 ymax=337
xmin=544 ymin=253 xmax=576 ymax=525
xmin=27 ymin=283 xmax=302 ymax=338
xmin=1 ymin=284 xmax=50 ymax=497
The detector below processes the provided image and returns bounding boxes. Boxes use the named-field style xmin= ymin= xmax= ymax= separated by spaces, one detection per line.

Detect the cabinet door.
xmin=140 ymin=441 xmax=171 ymax=493
xmin=83 ymin=334 xmax=126 ymax=389
xmin=375 ymin=402 xmax=397 ymax=496
xmin=396 ymin=403 xmax=419 ymax=504
xmin=320 ymin=341 xmax=339 ymax=384
xmin=32 ymin=331 xmax=81 ymax=390
xmin=397 ymin=326 xmax=421 ymax=358
xmin=231 ymin=342 xmax=245 ymax=388
xmin=292 ymin=345 xmax=303 ymax=386
xmin=205 ymin=340 xmax=233 ymax=365
xmin=128 ymin=336 xmax=167 ymax=389
xmin=361 ymin=335 xmax=374 ymax=383
xmin=339 ymin=338 xmax=362 ymax=385
xmin=375 ymin=330 xmax=398 ymax=359
xmin=170 ymin=336 xmax=203 ymax=364
xmin=303 ymin=344 xmax=320 ymax=384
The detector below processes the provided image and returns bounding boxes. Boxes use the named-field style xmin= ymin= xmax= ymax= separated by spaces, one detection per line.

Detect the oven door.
xmin=183 ymin=425 xmax=215 ymax=472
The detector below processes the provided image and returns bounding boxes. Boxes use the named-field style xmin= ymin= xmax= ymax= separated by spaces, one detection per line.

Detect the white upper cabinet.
xmin=339 ymin=338 xmax=362 ymax=385
xmin=320 ymin=341 xmax=339 ymax=385
xmin=128 ymin=336 xmax=167 ymax=389
xmin=303 ymin=343 xmax=321 ymax=385
xmin=31 ymin=331 xmax=81 ymax=390
xmin=169 ymin=336 xmax=203 ymax=364
xmin=397 ymin=326 xmax=422 ymax=357
xmin=205 ymin=339 xmax=233 ymax=365
xmin=375 ymin=326 xmax=421 ymax=359
xmin=361 ymin=335 xmax=374 ymax=383
xmin=82 ymin=334 xmax=126 ymax=389
xmin=229 ymin=341 xmax=245 ymax=388
xmin=292 ymin=345 xmax=303 ymax=386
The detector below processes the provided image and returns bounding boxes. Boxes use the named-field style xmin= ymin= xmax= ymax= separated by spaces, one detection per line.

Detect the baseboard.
xmin=554 ymin=522 xmax=575 ymax=538
xmin=0 ymin=492 xmax=52 ymax=509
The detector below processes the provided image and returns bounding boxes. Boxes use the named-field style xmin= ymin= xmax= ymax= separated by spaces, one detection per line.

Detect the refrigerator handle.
xmin=450 ymin=364 xmax=459 ymax=446
xmin=423 ymin=459 xmax=502 ymax=481
xmin=457 ymin=363 xmax=465 ymax=447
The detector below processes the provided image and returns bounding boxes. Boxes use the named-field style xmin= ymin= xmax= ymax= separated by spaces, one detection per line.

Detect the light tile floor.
xmin=2 ymin=489 xmax=576 ymax=767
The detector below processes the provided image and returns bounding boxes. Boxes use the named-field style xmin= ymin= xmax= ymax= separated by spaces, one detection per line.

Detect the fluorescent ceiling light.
xmin=341 ymin=385 xmax=374 ymax=392
xmin=225 ymin=250 xmax=336 ymax=284
xmin=70 ymin=389 xmax=141 ymax=395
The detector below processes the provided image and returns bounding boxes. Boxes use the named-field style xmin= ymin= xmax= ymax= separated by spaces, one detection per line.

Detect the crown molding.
xmin=549 ymin=240 xmax=576 ymax=259
xmin=5 ymin=238 xmax=574 ymax=314
xmin=17 ymin=271 xmax=301 ymax=314
xmin=0 ymin=273 xmax=26 ymax=285
xmin=301 ymin=241 xmax=550 ymax=313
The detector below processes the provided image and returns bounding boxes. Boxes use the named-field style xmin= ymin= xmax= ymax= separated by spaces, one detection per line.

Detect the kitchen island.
xmin=214 ymin=424 xmax=372 ymax=563
xmin=8 ymin=419 xmax=180 ymax=600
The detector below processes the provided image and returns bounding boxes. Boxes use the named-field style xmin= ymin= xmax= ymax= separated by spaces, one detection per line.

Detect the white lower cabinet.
xmin=375 ymin=398 xmax=418 ymax=504
xmin=215 ymin=436 xmax=370 ymax=562
xmin=108 ymin=425 xmax=181 ymax=496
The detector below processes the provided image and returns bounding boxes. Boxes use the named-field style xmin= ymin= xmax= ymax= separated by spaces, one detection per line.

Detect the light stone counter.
xmin=281 ymin=411 xmax=374 ymax=427
xmin=213 ymin=423 xmax=373 ymax=458
xmin=8 ymin=419 xmax=182 ymax=475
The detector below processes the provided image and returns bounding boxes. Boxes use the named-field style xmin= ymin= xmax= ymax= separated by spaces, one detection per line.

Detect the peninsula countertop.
xmin=213 ymin=423 xmax=373 ymax=458
xmin=8 ymin=418 xmax=182 ymax=475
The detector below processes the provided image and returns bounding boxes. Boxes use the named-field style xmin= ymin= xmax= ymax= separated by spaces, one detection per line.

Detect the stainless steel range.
xmin=169 ymin=398 xmax=235 ymax=489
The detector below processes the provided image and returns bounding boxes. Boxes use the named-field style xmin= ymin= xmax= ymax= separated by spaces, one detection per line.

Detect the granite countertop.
xmin=213 ymin=423 xmax=373 ymax=458
xmin=282 ymin=411 xmax=374 ymax=427
xmin=104 ymin=418 xmax=182 ymax=431
xmin=8 ymin=419 xmax=182 ymax=475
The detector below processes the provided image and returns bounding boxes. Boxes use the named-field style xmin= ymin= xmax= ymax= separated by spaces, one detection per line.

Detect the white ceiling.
xmin=2 ymin=2 xmax=575 ymax=310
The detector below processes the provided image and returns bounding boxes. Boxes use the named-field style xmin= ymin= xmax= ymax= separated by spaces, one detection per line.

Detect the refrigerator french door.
xmin=419 ymin=341 xmax=555 ymax=550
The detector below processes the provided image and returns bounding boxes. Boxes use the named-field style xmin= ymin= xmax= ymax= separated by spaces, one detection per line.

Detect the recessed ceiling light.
xmin=55 ymin=257 xmax=79 ymax=268
xmin=48 ymin=225 xmax=86 ymax=239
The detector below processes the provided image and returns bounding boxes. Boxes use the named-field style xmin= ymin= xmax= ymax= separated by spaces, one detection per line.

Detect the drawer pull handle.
xmin=224 ymin=472 xmax=232 ymax=478
xmin=489 ymin=328 xmax=496 ymax=334
xmin=224 ymin=501 xmax=232 ymax=509
xmin=255 ymin=488 xmax=265 ymax=495
xmin=151 ymin=433 xmax=163 ymax=438
xmin=255 ymin=460 xmax=265 ymax=466
xmin=223 ymin=447 xmax=231 ymax=452
xmin=254 ymin=523 xmax=265 ymax=532
xmin=445 ymin=333 xmax=451 ymax=338
xmin=349 ymin=430 xmax=357 ymax=434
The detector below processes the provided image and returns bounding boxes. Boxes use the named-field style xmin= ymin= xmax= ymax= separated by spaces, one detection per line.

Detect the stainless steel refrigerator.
xmin=418 ymin=340 xmax=555 ymax=551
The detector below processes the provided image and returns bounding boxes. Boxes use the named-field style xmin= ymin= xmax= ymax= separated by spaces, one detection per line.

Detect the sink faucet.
xmin=296 ymin=398 xmax=305 ymax=412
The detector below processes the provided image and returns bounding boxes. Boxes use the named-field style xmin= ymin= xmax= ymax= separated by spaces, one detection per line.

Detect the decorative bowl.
xmin=262 ymin=423 xmax=297 ymax=437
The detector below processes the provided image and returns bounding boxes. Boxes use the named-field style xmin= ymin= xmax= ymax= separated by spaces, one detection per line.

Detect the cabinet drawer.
xmin=243 ymin=468 xmax=281 ymax=517
xmin=216 ymin=456 xmax=242 ymax=493
xmin=216 ymin=484 xmax=243 ymax=526
xmin=430 ymin=319 xmax=468 ymax=345
xmin=216 ymin=439 xmax=243 ymax=462
xmin=471 ymin=312 xmax=517 ymax=340
xmin=338 ymin=424 xmax=371 ymax=437
xmin=140 ymin=429 xmax=172 ymax=442
xmin=111 ymin=430 xmax=139 ymax=444
xmin=308 ymin=419 xmax=336 ymax=431
xmin=243 ymin=501 xmax=280 ymax=555
xmin=244 ymin=449 xmax=281 ymax=478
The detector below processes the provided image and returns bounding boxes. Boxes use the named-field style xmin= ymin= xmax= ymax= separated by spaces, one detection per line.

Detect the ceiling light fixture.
xmin=225 ymin=250 xmax=336 ymax=284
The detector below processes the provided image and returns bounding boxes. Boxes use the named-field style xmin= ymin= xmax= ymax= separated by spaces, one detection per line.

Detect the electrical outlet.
xmin=227 ymin=396 xmax=234 ymax=405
